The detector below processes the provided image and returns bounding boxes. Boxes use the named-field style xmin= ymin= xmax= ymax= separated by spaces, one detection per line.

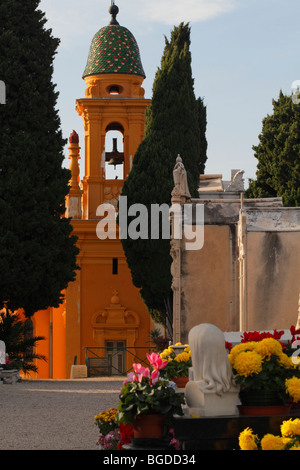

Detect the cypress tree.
xmin=0 ymin=0 xmax=79 ymax=317
xmin=246 ymin=91 xmax=300 ymax=206
xmin=120 ymin=23 xmax=207 ymax=329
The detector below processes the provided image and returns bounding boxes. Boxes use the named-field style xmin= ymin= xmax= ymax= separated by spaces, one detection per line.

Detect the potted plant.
xmin=149 ymin=328 xmax=171 ymax=352
xmin=159 ymin=343 xmax=192 ymax=388
xmin=94 ymin=408 xmax=121 ymax=450
xmin=117 ymin=352 xmax=185 ymax=439
xmin=228 ymin=336 xmax=300 ymax=415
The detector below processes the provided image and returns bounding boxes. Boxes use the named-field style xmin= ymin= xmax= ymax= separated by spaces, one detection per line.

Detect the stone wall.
xmin=242 ymin=209 xmax=300 ymax=331
xmin=180 ymin=224 xmax=239 ymax=343
xmin=171 ymin=168 xmax=300 ymax=342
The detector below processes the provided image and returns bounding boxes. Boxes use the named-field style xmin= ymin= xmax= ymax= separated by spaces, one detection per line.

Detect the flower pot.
xmin=133 ymin=414 xmax=165 ymax=439
xmin=239 ymin=389 xmax=285 ymax=406
xmin=172 ymin=376 xmax=189 ymax=388
xmin=238 ymin=390 xmax=291 ymax=416
xmin=238 ymin=404 xmax=291 ymax=416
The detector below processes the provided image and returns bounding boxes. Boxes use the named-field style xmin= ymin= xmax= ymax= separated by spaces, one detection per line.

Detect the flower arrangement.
xmin=229 ymin=336 xmax=300 ymax=402
xmin=95 ymin=408 xmax=121 ymax=450
xmin=239 ymin=418 xmax=300 ymax=450
xmin=237 ymin=325 xmax=300 ymax=356
xmin=95 ymin=407 xmax=119 ymax=435
xmin=97 ymin=429 xmax=120 ymax=450
xmin=117 ymin=352 xmax=185 ymax=427
xmin=159 ymin=343 xmax=192 ymax=380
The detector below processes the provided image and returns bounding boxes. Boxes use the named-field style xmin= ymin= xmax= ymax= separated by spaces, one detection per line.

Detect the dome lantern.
xmin=82 ymin=3 xmax=145 ymax=79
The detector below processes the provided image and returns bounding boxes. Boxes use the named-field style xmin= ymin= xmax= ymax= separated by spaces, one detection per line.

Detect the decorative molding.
xmin=92 ymin=290 xmax=140 ymax=342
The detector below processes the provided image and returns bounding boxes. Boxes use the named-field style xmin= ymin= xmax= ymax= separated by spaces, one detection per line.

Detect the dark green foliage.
xmin=246 ymin=91 xmax=300 ymax=206
xmin=0 ymin=307 xmax=46 ymax=374
xmin=0 ymin=0 xmax=79 ymax=316
xmin=120 ymin=23 xmax=207 ymax=328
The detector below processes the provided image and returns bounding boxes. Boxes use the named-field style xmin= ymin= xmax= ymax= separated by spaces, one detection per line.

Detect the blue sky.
xmin=39 ymin=0 xmax=300 ymax=187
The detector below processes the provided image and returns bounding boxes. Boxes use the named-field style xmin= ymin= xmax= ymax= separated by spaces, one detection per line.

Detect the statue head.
xmin=188 ymin=323 xmax=234 ymax=395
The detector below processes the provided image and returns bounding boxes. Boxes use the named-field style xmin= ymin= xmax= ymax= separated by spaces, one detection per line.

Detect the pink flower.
xmin=133 ymin=363 xmax=146 ymax=374
xmin=169 ymin=438 xmax=180 ymax=450
xmin=150 ymin=368 xmax=159 ymax=384
xmin=132 ymin=363 xmax=150 ymax=382
xmin=123 ymin=372 xmax=136 ymax=385
xmin=147 ymin=352 xmax=168 ymax=370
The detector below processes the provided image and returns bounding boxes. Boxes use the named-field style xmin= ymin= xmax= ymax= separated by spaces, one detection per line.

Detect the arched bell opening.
xmin=104 ymin=122 xmax=124 ymax=180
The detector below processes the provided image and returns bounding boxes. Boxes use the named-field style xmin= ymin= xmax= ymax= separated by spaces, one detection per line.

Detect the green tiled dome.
xmin=83 ymin=24 xmax=146 ymax=79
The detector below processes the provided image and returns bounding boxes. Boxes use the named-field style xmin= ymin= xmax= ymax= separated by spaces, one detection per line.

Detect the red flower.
xmin=290 ymin=325 xmax=300 ymax=344
xmin=117 ymin=423 xmax=134 ymax=450
xmin=241 ymin=329 xmax=284 ymax=343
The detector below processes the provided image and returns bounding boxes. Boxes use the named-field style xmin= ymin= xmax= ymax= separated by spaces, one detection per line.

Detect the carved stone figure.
xmin=172 ymin=155 xmax=191 ymax=199
xmin=185 ymin=323 xmax=240 ymax=416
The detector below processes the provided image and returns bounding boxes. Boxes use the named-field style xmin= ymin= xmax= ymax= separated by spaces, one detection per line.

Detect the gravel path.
xmin=0 ymin=377 xmax=125 ymax=450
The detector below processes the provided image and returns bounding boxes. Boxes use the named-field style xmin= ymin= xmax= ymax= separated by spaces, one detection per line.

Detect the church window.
xmin=112 ymin=258 xmax=118 ymax=275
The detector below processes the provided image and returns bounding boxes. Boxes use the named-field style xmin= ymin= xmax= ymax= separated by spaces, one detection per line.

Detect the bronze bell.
xmin=107 ymin=138 xmax=124 ymax=168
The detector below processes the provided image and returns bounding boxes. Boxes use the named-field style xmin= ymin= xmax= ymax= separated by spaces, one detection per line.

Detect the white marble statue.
xmin=172 ymin=155 xmax=191 ymax=199
xmin=185 ymin=323 xmax=240 ymax=417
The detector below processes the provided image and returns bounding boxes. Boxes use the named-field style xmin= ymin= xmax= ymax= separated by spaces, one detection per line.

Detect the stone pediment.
xmin=92 ymin=290 xmax=140 ymax=329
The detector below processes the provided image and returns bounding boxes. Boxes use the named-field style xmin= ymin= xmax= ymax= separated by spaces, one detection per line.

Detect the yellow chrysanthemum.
xmin=286 ymin=377 xmax=300 ymax=403
xmin=228 ymin=342 xmax=258 ymax=366
xmin=160 ymin=351 xmax=168 ymax=360
xmin=282 ymin=437 xmax=292 ymax=447
xmin=233 ymin=350 xmax=263 ymax=377
xmin=160 ymin=346 xmax=174 ymax=360
xmin=260 ymin=434 xmax=285 ymax=450
xmin=289 ymin=445 xmax=300 ymax=450
xmin=239 ymin=427 xmax=258 ymax=450
xmin=281 ymin=418 xmax=300 ymax=438
xmin=278 ymin=353 xmax=294 ymax=369
xmin=175 ymin=351 xmax=190 ymax=362
xmin=256 ymin=338 xmax=282 ymax=359
xmin=95 ymin=407 xmax=118 ymax=423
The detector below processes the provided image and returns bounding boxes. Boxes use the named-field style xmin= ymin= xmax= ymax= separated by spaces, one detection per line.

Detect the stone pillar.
xmin=238 ymin=208 xmax=247 ymax=331
xmin=66 ymin=130 xmax=83 ymax=219
xmin=170 ymin=155 xmax=191 ymax=343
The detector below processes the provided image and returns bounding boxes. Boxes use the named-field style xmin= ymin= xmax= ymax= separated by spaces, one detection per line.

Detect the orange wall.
xmin=19 ymin=308 xmax=50 ymax=379
xmin=52 ymin=302 xmax=66 ymax=379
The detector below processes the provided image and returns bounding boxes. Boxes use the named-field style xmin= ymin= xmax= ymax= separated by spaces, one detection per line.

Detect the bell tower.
xmin=76 ymin=2 xmax=150 ymax=218
xmin=28 ymin=3 xmax=152 ymax=379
